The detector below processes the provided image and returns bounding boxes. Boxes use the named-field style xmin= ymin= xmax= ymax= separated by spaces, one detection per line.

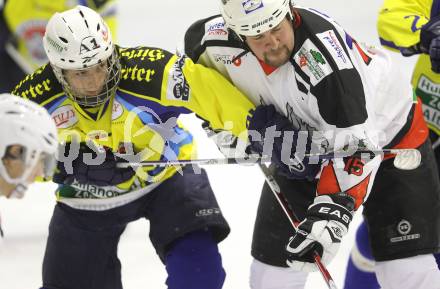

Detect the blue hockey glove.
xmin=54 ymin=143 xmax=135 ymax=186
xmin=421 ymin=15 xmax=440 ymax=73
xmin=247 ymin=105 xmax=321 ymax=180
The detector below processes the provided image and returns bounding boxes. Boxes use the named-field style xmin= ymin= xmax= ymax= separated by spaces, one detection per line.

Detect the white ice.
xmin=0 ymin=0 xmax=418 ymax=288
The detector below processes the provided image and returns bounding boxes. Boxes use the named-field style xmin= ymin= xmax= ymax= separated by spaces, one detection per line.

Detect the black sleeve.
xmin=184 ymin=15 xmax=219 ymax=62
xmin=12 ymin=64 xmax=64 ymax=105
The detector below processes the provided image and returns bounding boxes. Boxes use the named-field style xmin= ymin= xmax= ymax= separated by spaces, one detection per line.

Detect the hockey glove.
xmin=247 ymin=105 xmax=321 ymax=180
xmin=286 ymin=194 xmax=355 ymax=272
xmin=421 ymin=15 xmax=440 ymax=73
xmin=54 ymin=143 xmax=135 ymax=186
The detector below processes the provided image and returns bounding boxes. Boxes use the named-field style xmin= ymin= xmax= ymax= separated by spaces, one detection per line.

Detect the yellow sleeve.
xmin=160 ymin=55 xmax=255 ymax=139
xmin=378 ymin=0 xmax=431 ymax=51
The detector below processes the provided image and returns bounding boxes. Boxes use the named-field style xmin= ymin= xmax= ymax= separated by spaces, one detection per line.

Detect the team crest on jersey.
xmin=294 ymin=40 xmax=332 ymax=85
xmin=51 ymin=105 xmax=78 ymax=128
xmin=317 ymin=30 xmax=353 ymax=71
xmin=242 ymin=0 xmax=264 ymax=14
xmin=16 ymin=20 xmax=48 ymax=63
xmin=112 ymin=100 xmax=124 ymax=121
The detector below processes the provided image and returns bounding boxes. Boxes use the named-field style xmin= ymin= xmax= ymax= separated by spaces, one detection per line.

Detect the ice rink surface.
xmin=0 ymin=0 xmax=419 ymax=288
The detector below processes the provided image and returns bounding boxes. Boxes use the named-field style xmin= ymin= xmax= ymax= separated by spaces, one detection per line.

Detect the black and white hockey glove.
xmin=247 ymin=105 xmax=321 ymax=180
xmin=286 ymin=193 xmax=355 ymax=272
xmin=420 ymin=15 xmax=440 ymax=73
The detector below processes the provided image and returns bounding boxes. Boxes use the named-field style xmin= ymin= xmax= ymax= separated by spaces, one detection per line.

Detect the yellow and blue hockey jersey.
xmin=378 ymin=0 xmax=440 ymax=134
xmin=12 ymin=46 xmax=254 ymax=210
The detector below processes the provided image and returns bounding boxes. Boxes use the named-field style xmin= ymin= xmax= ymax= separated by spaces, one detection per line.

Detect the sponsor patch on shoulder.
xmin=166 ymin=56 xmax=190 ymax=102
xmin=316 ymin=30 xmax=353 ymax=71
xmin=294 ymin=40 xmax=333 ymax=85
xmin=205 ymin=18 xmax=228 ymax=40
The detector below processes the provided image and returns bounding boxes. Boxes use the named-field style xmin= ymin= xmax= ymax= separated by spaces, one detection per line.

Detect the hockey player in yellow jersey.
xmin=0 ymin=0 xmax=117 ymax=92
xmin=344 ymin=1 xmax=440 ymax=288
xmin=11 ymin=5 xmax=255 ymax=289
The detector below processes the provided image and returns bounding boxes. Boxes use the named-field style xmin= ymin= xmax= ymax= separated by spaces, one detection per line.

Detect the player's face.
xmin=0 ymin=145 xmax=45 ymax=198
xmin=64 ymin=61 xmax=109 ymax=98
xmin=246 ymin=18 xmax=294 ymax=68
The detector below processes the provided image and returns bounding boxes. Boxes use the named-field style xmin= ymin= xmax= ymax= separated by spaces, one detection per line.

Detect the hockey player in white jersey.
xmin=0 ymin=94 xmax=57 ymax=238
xmin=184 ymin=0 xmax=440 ymax=288
xmin=0 ymin=94 xmax=57 ymax=199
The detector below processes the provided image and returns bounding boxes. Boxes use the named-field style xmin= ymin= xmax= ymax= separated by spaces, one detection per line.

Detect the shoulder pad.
xmin=12 ymin=64 xmax=64 ymax=105
xmin=117 ymin=46 xmax=174 ymax=100
xmin=185 ymin=15 xmax=243 ymax=62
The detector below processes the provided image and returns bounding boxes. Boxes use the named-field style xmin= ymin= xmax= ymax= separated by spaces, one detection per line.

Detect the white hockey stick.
xmin=116 ymin=148 xmax=421 ymax=170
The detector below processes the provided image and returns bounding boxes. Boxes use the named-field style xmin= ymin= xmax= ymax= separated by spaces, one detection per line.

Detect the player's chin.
xmin=265 ymin=50 xmax=291 ymax=67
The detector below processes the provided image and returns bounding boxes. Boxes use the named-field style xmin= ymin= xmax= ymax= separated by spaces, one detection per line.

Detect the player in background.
xmin=12 ymin=5 xmax=256 ymax=289
xmin=343 ymin=0 xmax=440 ymax=288
xmin=0 ymin=0 xmax=117 ymax=93
xmin=184 ymin=0 xmax=440 ymax=288
xmin=0 ymin=93 xmax=58 ymax=236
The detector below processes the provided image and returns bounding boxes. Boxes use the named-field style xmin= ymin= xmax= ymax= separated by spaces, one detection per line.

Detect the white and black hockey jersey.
xmin=184 ymin=7 xmax=429 ymax=208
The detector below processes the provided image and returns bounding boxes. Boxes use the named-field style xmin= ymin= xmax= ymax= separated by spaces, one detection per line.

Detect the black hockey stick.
xmin=258 ymin=163 xmax=339 ymax=289
xmin=116 ymin=148 xmax=421 ymax=170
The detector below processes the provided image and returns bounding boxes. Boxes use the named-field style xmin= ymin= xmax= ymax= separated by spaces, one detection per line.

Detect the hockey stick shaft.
xmin=258 ymin=164 xmax=339 ymax=289
xmin=116 ymin=148 xmax=417 ymax=168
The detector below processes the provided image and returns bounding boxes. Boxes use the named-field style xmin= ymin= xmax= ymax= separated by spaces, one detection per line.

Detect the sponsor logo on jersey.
xmin=207 ymin=22 xmax=227 ymax=36
xmin=72 ymin=182 xmax=127 ymax=198
xmin=120 ymin=65 xmax=156 ymax=82
xmin=52 ymin=105 xmax=78 ymax=128
xmin=294 ymin=40 xmax=332 ymax=85
xmin=87 ymin=130 xmax=108 ymax=140
xmin=212 ymin=53 xmax=242 ymax=66
xmin=166 ymin=56 xmax=190 ymax=101
xmin=390 ymin=219 xmax=420 ymax=243
xmin=417 ymin=75 xmax=440 ymax=131
xmin=195 ymin=207 xmax=221 ymax=217
xmin=317 ymin=30 xmax=353 ymax=71
xmin=242 ymin=0 xmax=264 ymax=14
xmin=119 ymin=48 xmax=166 ymax=62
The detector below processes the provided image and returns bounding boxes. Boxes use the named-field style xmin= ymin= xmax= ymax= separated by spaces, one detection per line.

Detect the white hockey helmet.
xmin=221 ymin=0 xmax=292 ymax=36
xmin=43 ymin=5 xmax=120 ymax=107
xmin=0 ymin=94 xmax=58 ymax=198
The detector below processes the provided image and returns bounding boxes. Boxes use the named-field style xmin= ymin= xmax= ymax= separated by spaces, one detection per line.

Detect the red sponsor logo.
xmin=52 ymin=107 xmax=76 ymax=128
xmin=299 ymin=55 xmax=307 ymax=67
